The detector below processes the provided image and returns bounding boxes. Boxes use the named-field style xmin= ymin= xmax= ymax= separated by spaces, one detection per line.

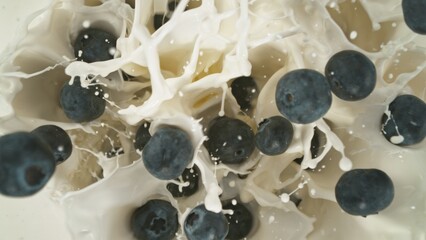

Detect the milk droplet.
xmin=339 ymin=157 xmax=352 ymax=171
xmin=390 ymin=135 xmax=404 ymax=144
xmin=82 ymin=20 xmax=91 ymax=28
xmin=280 ymin=193 xmax=290 ymax=203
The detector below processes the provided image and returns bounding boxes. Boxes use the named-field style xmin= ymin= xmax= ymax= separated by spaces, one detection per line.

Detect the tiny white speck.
xmin=83 ymin=34 xmax=89 ymax=39
xmin=109 ymin=47 xmax=116 ymax=56
xmin=82 ymin=20 xmax=91 ymax=28
xmin=103 ymin=93 xmax=109 ymax=99
xmin=231 ymin=199 xmax=237 ymax=205
xmin=349 ymin=31 xmax=358 ymax=40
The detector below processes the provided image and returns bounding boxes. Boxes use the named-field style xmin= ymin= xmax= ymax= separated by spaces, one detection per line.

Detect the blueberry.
xmin=60 ymin=77 xmax=106 ymax=123
xmin=184 ymin=204 xmax=229 ymax=240
xmin=31 ymin=125 xmax=72 ymax=164
xmin=142 ymin=126 xmax=194 ymax=180
xmin=134 ymin=121 xmax=152 ymax=152
xmin=402 ymin=0 xmax=426 ymax=34
xmin=131 ymin=199 xmax=178 ymax=240
xmin=230 ymin=76 xmax=258 ymax=112
xmin=381 ymin=94 xmax=426 ymax=146
xmin=335 ymin=169 xmax=394 ymax=217
xmin=255 ymin=116 xmax=293 ymax=156
xmin=0 ymin=132 xmax=55 ymax=197
xmin=223 ymin=201 xmax=253 ymax=240
xmin=167 ymin=165 xmax=200 ymax=198
xmin=294 ymin=127 xmax=324 ymax=165
xmin=275 ymin=69 xmax=332 ymax=124
xmin=154 ymin=14 xmax=170 ymax=30
xmin=73 ymin=28 xmax=117 ymax=63
xmin=325 ymin=50 xmax=376 ymax=101
xmin=205 ymin=117 xmax=255 ymax=164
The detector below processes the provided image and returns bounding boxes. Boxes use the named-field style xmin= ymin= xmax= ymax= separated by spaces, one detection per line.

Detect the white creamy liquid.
xmin=0 ymin=0 xmax=425 ymax=240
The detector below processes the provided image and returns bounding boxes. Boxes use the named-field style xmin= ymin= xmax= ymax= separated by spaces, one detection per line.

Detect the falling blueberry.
xmin=230 ymin=76 xmax=258 ymax=112
xmin=255 ymin=116 xmax=293 ymax=156
xmin=223 ymin=201 xmax=253 ymax=240
xmin=381 ymin=94 xmax=426 ymax=146
xmin=335 ymin=169 xmax=394 ymax=217
xmin=60 ymin=77 xmax=106 ymax=123
xmin=74 ymin=28 xmax=117 ymax=63
xmin=402 ymin=0 xmax=426 ymax=34
xmin=205 ymin=116 xmax=255 ymax=164
xmin=31 ymin=125 xmax=72 ymax=164
xmin=142 ymin=126 xmax=194 ymax=180
xmin=134 ymin=121 xmax=152 ymax=152
xmin=325 ymin=50 xmax=376 ymax=101
xmin=184 ymin=204 xmax=229 ymax=240
xmin=0 ymin=132 xmax=56 ymax=197
xmin=275 ymin=69 xmax=332 ymax=124
xmin=131 ymin=199 xmax=179 ymax=240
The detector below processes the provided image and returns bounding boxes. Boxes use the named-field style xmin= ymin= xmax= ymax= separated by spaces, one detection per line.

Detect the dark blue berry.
xmin=31 ymin=125 xmax=72 ymax=164
xmin=223 ymin=201 xmax=253 ymax=240
xmin=166 ymin=165 xmax=200 ymax=198
xmin=60 ymin=77 xmax=106 ymax=123
xmin=73 ymin=28 xmax=117 ymax=63
xmin=255 ymin=116 xmax=293 ymax=156
xmin=0 ymin=132 xmax=55 ymax=197
xmin=335 ymin=169 xmax=394 ymax=217
xmin=275 ymin=69 xmax=332 ymax=124
xmin=230 ymin=76 xmax=258 ymax=112
xmin=205 ymin=117 xmax=255 ymax=164
xmin=134 ymin=121 xmax=152 ymax=152
xmin=294 ymin=127 xmax=324 ymax=165
xmin=131 ymin=199 xmax=178 ymax=240
xmin=325 ymin=50 xmax=376 ymax=101
xmin=142 ymin=126 xmax=194 ymax=180
xmin=402 ymin=0 xmax=426 ymax=34
xmin=381 ymin=94 xmax=426 ymax=146
xmin=184 ymin=204 xmax=229 ymax=240
xmin=154 ymin=14 xmax=170 ymax=30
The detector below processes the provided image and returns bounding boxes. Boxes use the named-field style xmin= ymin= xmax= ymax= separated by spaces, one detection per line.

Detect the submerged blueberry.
xmin=131 ymin=199 xmax=178 ymax=240
xmin=381 ymin=94 xmax=426 ymax=146
xmin=230 ymin=76 xmax=258 ymax=112
xmin=255 ymin=116 xmax=293 ymax=156
xmin=335 ymin=169 xmax=394 ymax=216
xmin=325 ymin=50 xmax=376 ymax=101
xmin=184 ymin=204 xmax=229 ymax=240
xmin=134 ymin=121 xmax=152 ymax=152
xmin=0 ymin=132 xmax=55 ymax=197
xmin=142 ymin=126 xmax=194 ymax=180
xmin=60 ymin=77 xmax=106 ymax=123
xmin=223 ymin=201 xmax=253 ymax=240
xmin=74 ymin=28 xmax=117 ymax=63
xmin=166 ymin=165 xmax=200 ymax=198
xmin=402 ymin=0 xmax=426 ymax=34
xmin=275 ymin=69 xmax=332 ymax=124
xmin=31 ymin=125 xmax=72 ymax=164
xmin=205 ymin=117 xmax=255 ymax=164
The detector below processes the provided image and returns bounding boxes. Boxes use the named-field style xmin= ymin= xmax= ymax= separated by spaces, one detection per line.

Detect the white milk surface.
xmin=0 ymin=0 xmax=425 ymax=240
